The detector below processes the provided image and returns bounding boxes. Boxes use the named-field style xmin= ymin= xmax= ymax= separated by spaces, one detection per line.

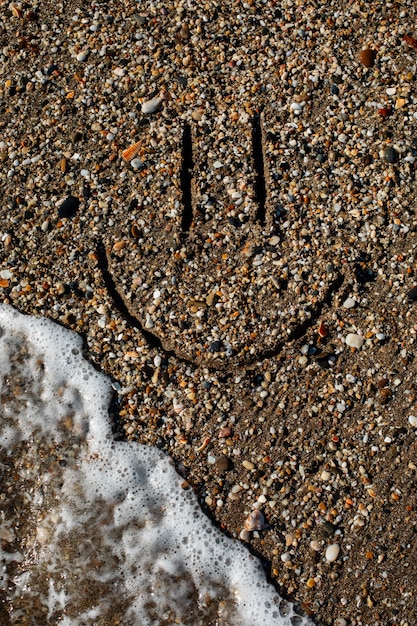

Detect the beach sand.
xmin=1 ymin=0 xmax=417 ymax=623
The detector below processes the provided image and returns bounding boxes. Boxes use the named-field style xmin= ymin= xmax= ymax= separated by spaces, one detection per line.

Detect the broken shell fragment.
xmin=122 ymin=141 xmax=141 ymax=162
xmin=244 ymin=510 xmax=265 ymax=531
xmin=318 ymin=321 xmax=328 ymax=338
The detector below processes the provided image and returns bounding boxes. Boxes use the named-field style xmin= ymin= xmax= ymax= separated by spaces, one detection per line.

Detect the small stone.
xmin=242 ymin=460 xmax=255 ymax=470
xmin=408 ymin=415 xmax=417 ymax=427
xmin=334 ymin=619 xmax=347 ymax=626
xmin=407 ymin=285 xmax=417 ymax=301
xmin=215 ymin=455 xmax=231 ymax=473
xmin=131 ymin=158 xmax=143 ymax=169
xmin=76 ymin=50 xmax=89 ymax=62
xmin=325 ymin=543 xmax=340 ymax=562
xmin=359 ymin=48 xmax=376 ymax=67
xmin=346 ymin=333 xmax=364 ymax=349
xmin=58 ymin=195 xmax=80 ymax=218
xmin=141 ymin=96 xmax=163 ymax=114
xmin=244 ymin=510 xmax=265 ymax=531
xmin=218 ymin=426 xmax=232 ymax=438
xmin=342 ymin=297 xmax=356 ymax=309
xmin=385 ymin=147 xmax=398 ymax=164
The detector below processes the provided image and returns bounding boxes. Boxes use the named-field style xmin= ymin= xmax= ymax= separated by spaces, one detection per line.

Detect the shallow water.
xmin=0 ymin=304 xmax=312 ymax=626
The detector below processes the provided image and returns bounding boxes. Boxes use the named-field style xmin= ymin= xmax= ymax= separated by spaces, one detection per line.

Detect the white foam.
xmin=0 ymin=304 xmax=312 ymax=625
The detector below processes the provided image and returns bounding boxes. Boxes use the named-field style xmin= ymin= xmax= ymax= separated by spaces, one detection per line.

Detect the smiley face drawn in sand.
xmin=105 ymin=111 xmax=347 ymax=368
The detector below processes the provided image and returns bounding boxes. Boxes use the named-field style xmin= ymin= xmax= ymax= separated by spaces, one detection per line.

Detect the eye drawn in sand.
xmin=103 ymin=111 xmax=350 ymax=369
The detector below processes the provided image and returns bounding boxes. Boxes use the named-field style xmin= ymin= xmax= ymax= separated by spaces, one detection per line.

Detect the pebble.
xmin=242 ymin=460 xmax=255 ymax=470
xmin=345 ymin=333 xmax=364 ymax=349
xmin=244 ymin=510 xmax=265 ymax=531
xmin=325 ymin=544 xmax=340 ymax=563
xmin=215 ymin=455 xmax=231 ymax=473
xmin=408 ymin=415 xmax=417 ymax=427
xmin=131 ymin=158 xmax=143 ymax=170
xmin=407 ymin=286 xmax=417 ymax=301
xmin=359 ymin=48 xmax=376 ymax=67
xmin=342 ymin=297 xmax=356 ymax=309
xmin=76 ymin=50 xmax=89 ymax=62
xmin=141 ymin=96 xmax=163 ymax=114
xmin=385 ymin=147 xmax=399 ymax=164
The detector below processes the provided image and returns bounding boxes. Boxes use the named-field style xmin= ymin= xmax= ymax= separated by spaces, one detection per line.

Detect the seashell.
xmin=113 ymin=241 xmax=126 ymax=251
xmin=141 ymin=96 xmax=163 ymax=114
xmin=131 ymin=223 xmax=141 ymax=238
xmin=60 ymin=158 xmax=67 ymax=174
xmin=122 ymin=141 xmax=141 ymax=162
xmin=407 ymin=285 xmax=417 ymax=301
xmin=359 ymin=48 xmax=376 ymax=68
xmin=11 ymin=6 xmax=22 ymax=18
xmin=244 ymin=510 xmax=265 ymax=531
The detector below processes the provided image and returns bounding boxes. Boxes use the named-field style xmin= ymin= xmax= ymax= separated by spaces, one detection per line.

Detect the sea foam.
xmin=0 ymin=304 xmax=312 ymax=625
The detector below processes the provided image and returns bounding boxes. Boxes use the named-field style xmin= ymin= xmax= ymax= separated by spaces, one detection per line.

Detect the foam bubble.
xmin=0 ymin=304 xmax=313 ymax=625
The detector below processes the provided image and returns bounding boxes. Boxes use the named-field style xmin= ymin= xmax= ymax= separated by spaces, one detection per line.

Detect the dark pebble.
xmin=359 ymin=48 xmax=377 ymax=68
xmin=208 ymin=340 xmax=223 ymax=353
xmin=321 ymin=521 xmax=337 ymax=536
xmin=58 ymin=196 xmax=80 ymax=218
xmin=215 ymin=455 xmax=231 ymax=473
xmin=407 ymin=285 xmax=417 ymax=301
xmin=330 ymin=84 xmax=339 ymax=95
xmin=385 ymin=147 xmax=398 ymax=164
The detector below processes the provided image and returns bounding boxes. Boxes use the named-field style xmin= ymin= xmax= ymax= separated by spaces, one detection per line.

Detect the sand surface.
xmin=1 ymin=1 xmax=417 ymax=624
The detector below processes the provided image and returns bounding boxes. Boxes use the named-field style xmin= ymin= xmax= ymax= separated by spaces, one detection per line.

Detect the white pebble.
xmin=334 ymin=619 xmax=347 ymax=626
xmin=345 ymin=333 xmax=364 ymax=349
xmin=342 ymin=297 xmax=356 ymax=309
xmin=131 ymin=158 xmax=143 ymax=170
xmin=76 ymin=50 xmax=89 ymax=62
xmin=141 ymin=96 xmax=163 ymax=114
xmin=325 ymin=543 xmax=340 ymax=562
xmin=408 ymin=415 xmax=417 ymax=427
xmin=213 ymin=160 xmax=223 ymax=169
